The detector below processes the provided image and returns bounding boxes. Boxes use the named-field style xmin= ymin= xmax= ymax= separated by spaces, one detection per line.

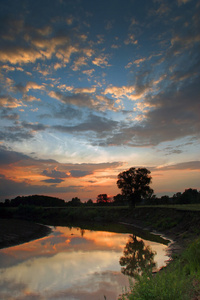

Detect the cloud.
xmin=55 ymin=45 xmax=78 ymax=63
xmin=82 ymin=48 xmax=94 ymax=57
xmin=57 ymin=85 xmax=74 ymax=92
xmin=0 ymin=95 xmax=22 ymax=108
xmin=42 ymin=169 xmax=69 ymax=179
xmin=151 ymin=2 xmax=171 ymax=16
xmin=0 ymin=120 xmax=46 ymax=143
xmin=0 ymin=128 xmax=34 ymax=142
xmin=1 ymin=65 xmax=15 ymax=72
xmin=71 ymin=56 xmax=88 ymax=71
xmin=74 ymin=87 xmax=96 ymax=93
xmin=133 ymin=58 xmax=147 ymax=66
xmin=104 ymin=85 xmax=135 ymax=99
xmin=0 ymin=147 xmax=58 ymax=169
xmin=21 ymin=121 xmax=49 ymax=132
xmin=12 ymin=81 xmax=45 ymax=96
xmin=23 ymin=95 xmax=41 ymax=102
xmin=82 ymin=69 xmax=95 ymax=76
xmin=0 ymin=174 xmax=78 ymax=198
xmin=0 ymin=45 xmax=43 ymax=65
xmin=154 ymin=161 xmax=200 ymax=171
xmin=48 ymin=90 xmax=115 ymax=111
xmin=110 ymin=14 xmax=200 ymax=147
xmin=1 ymin=110 xmax=19 ymax=120
xmin=42 ymin=178 xmax=64 ymax=184
xmin=124 ymin=33 xmax=138 ymax=45
xmin=25 ymin=82 xmax=46 ymax=92
xmin=53 ymin=114 xmax=118 ymax=135
xmin=0 ymin=145 xmax=124 ymax=200
xmin=177 ymin=0 xmax=192 ymax=5
xmin=48 ymin=90 xmax=95 ymax=108
xmin=0 ymin=18 xmax=75 ymax=65
xmin=0 ymin=146 xmax=121 ymax=171
xmin=70 ymin=170 xmax=92 ymax=177
xmin=165 ymin=149 xmax=183 ymax=155
xmin=0 ymin=13 xmax=90 ymax=69
xmin=142 ymin=76 xmax=200 ymax=144
xmin=0 ymin=146 xmax=30 ymax=165
xmin=97 ymin=76 xmax=200 ymax=146
xmin=53 ymin=104 xmax=82 ymax=120
xmin=92 ymin=54 xmax=110 ymax=67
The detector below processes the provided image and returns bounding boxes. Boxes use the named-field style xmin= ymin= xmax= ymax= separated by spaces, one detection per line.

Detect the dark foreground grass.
xmin=118 ymin=238 xmax=200 ymax=300
xmin=140 ymin=204 xmax=200 ymax=211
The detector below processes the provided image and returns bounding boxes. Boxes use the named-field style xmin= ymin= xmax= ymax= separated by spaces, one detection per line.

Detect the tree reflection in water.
xmin=119 ymin=235 xmax=156 ymax=278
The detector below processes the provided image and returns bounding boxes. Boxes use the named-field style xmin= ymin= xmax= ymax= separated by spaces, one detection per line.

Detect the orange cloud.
xmin=0 ymin=95 xmax=23 ymax=108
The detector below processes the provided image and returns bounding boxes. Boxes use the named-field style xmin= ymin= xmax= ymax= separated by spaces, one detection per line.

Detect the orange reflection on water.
xmin=0 ymin=226 xmax=169 ymax=300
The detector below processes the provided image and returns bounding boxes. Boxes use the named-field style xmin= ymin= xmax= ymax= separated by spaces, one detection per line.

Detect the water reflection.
xmin=120 ymin=235 xmax=156 ymax=277
xmin=0 ymin=226 xmax=169 ymax=300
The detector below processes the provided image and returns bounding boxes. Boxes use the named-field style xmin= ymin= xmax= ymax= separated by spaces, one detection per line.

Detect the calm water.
xmin=0 ymin=226 xmax=169 ymax=300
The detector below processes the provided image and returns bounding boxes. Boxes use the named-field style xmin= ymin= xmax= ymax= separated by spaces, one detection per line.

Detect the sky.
xmin=0 ymin=0 xmax=200 ymax=202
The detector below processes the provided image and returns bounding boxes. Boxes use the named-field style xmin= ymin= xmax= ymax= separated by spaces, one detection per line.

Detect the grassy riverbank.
xmin=116 ymin=206 xmax=200 ymax=299
xmin=1 ymin=204 xmax=200 ymax=249
xmin=118 ymin=238 xmax=200 ymax=300
xmin=0 ymin=205 xmax=200 ymax=298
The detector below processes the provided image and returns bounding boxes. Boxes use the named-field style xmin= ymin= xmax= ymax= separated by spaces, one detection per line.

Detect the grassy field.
xmin=139 ymin=204 xmax=200 ymax=211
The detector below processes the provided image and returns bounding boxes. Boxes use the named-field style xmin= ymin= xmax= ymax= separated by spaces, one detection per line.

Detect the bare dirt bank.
xmin=0 ymin=219 xmax=52 ymax=249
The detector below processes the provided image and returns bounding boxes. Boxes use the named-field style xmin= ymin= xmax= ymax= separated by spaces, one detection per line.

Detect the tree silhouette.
xmin=97 ymin=194 xmax=109 ymax=204
xmin=119 ymin=235 xmax=156 ymax=278
xmin=113 ymin=194 xmax=127 ymax=205
xmin=117 ymin=167 xmax=153 ymax=207
xmin=71 ymin=197 xmax=81 ymax=206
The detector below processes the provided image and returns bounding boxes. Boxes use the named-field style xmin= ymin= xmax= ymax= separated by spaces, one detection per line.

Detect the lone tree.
xmin=117 ymin=167 xmax=153 ymax=207
xmin=97 ymin=194 xmax=109 ymax=204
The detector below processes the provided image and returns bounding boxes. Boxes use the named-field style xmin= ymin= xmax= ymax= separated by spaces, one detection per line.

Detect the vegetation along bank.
xmin=0 ymin=166 xmax=199 ymax=299
xmin=0 ymin=204 xmax=200 ymax=299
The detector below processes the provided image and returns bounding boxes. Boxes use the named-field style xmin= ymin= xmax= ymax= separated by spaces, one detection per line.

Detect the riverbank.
xmin=0 ymin=219 xmax=52 ymax=249
xmin=116 ymin=207 xmax=200 ymax=300
xmin=0 ymin=206 xmax=199 ymax=299
xmin=118 ymin=206 xmax=200 ymax=255
xmin=0 ymin=205 xmax=200 ymax=251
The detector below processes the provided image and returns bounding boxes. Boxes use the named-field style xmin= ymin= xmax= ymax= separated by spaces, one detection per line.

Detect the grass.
xmin=139 ymin=204 xmax=200 ymax=211
xmin=118 ymin=238 xmax=200 ymax=300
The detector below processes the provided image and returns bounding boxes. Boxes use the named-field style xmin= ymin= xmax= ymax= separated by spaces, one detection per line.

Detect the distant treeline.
xmin=1 ymin=188 xmax=200 ymax=208
xmin=147 ymin=188 xmax=200 ymax=205
xmin=2 ymin=195 xmax=66 ymax=207
xmin=113 ymin=188 xmax=200 ymax=206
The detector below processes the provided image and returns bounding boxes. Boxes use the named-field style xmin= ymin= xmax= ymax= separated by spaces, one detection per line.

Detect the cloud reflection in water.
xmin=0 ymin=226 xmax=169 ymax=300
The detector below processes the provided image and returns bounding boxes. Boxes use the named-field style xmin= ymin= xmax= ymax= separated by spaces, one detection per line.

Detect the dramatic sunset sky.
xmin=0 ymin=0 xmax=199 ymax=202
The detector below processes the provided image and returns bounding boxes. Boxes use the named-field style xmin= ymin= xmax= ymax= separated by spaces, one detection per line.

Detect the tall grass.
xmin=183 ymin=238 xmax=200 ymax=277
xmin=119 ymin=238 xmax=200 ymax=300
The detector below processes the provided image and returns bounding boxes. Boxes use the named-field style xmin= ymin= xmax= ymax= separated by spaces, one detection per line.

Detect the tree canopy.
xmin=97 ymin=194 xmax=109 ymax=204
xmin=117 ymin=167 xmax=153 ymax=207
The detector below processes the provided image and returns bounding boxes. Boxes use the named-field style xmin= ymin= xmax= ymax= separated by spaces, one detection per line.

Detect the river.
xmin=0 ymin=225 xmax=170 ymax=300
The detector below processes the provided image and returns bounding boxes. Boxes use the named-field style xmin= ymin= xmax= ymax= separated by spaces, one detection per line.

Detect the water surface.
xmin=0 ymin=226 xmax=169 ymax=300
